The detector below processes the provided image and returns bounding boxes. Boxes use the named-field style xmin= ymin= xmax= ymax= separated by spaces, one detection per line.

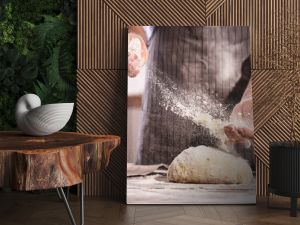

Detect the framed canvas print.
xmin=127 ymin=26 xmax=255 ymax=204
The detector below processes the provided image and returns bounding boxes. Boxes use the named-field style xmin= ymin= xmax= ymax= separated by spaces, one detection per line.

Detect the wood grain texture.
xmin=77 ymin=0 xmax=300 ymax=199
xmin=0 ymin=132 xmax=120 ymax=191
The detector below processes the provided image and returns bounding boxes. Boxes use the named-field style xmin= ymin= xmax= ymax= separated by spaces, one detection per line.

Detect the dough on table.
xmin=167 ymin=145 xmax=253 ymax=184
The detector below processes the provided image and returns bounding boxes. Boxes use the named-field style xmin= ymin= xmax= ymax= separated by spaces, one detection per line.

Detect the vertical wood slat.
xmin=206 ymin=0 xmax=299 ymax=70
xmin=77 ymin=0 xmax=300 ymax=200
xmin=77 ymin=69 xmax=127 ymax=200
xmin=78 ymin=0 xmax=127 ymax=70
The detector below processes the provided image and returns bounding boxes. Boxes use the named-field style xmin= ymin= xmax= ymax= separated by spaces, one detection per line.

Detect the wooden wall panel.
xmin=252 ymin=70 xmax=290 ymax=130
xmin=206 ymin=0 xmax=300 ymax=70
xmin=78 ymin=0 xmax=127 ymax=69
xmin=206 ymin=0 xmax=226 ymax=18
xmin=104 ymin=0 xmax=206 ymax=26
xmin=77 ymin=69 xmax=127 ymax=200
xmin=77 ymin=0 xmax=300 ymax=200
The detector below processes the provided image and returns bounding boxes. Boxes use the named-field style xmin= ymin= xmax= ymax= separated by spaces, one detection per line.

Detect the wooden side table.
xmin=0 ymin=131 xmax=120 ymax=225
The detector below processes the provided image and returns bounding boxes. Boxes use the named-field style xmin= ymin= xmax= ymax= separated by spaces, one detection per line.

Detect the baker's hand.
xmin=224 ymin=124 xmax=253 ymax=145
xmin=128 ymin=32 xmax=148 ymax=77
xmin=226 ymin=95 xmax=254 ymax=144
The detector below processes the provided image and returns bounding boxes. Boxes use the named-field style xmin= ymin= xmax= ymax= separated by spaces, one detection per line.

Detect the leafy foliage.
xmin=0 ymin=95 xmax=16 ymax=130
xmin=0 ymin=44 xmax=37 ymax=130
xmin=32 ymin=15 xmax=76 ymax=131
xmin=9 ymin=0 xmax=62 ymax=22
xmin=0 ymin=44 xmax=37 ymax=95
xmin=0 ymin=3 xmax=35 ymax=55
xmin=0 ymin=0 xmax=77 ymax=131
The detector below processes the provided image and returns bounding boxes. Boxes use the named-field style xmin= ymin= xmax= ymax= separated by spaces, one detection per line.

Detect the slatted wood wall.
xmin=77 ymin=0 xmax=300 ymax=201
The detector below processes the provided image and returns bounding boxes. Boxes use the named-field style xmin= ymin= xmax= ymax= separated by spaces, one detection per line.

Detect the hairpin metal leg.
xmin=56 ymin=183 xmax=84 ymax=225
xmin=57 ymin=188 xmax=62 ymax=199
xmin=80 ymin=183 xmax=84 ymax=225
xmin=56 ymin=187 xmax=70 ymax=200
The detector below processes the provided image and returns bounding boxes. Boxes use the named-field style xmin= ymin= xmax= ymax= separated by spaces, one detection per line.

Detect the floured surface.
xmin=127 ymin=163 xmax=168 ymax=177
xmin=127 ymin=174 xmax=256 ymax=204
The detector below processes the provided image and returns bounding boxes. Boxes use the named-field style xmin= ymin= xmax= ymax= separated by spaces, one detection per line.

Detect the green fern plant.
xmin=0 ymin=2 xmax=77 ymax=132
xmin=0 ymin=44 xmax=37 ymax=130
xmin=33 ymin=15 xmax=76 ymax=130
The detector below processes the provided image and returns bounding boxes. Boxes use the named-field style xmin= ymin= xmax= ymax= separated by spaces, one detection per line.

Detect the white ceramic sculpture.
xmin=16 ymin=94 xmax=74 ymax=136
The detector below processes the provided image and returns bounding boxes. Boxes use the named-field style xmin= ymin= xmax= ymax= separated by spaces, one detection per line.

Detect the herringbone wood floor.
xmin=0 ymin=192 xmax=299 ymax=225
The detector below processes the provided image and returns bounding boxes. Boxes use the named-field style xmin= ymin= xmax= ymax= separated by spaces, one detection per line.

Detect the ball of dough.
xmin=168 ymin=145 xmax=253 ymax=184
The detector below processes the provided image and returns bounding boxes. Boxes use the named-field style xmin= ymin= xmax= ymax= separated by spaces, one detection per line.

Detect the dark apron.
xmin=136 ymin=27 xmax=251 ymax=165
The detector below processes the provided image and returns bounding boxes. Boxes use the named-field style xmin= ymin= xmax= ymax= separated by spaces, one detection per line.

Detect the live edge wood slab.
xmin=0 ymin=132 xmax=120 ymax=191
